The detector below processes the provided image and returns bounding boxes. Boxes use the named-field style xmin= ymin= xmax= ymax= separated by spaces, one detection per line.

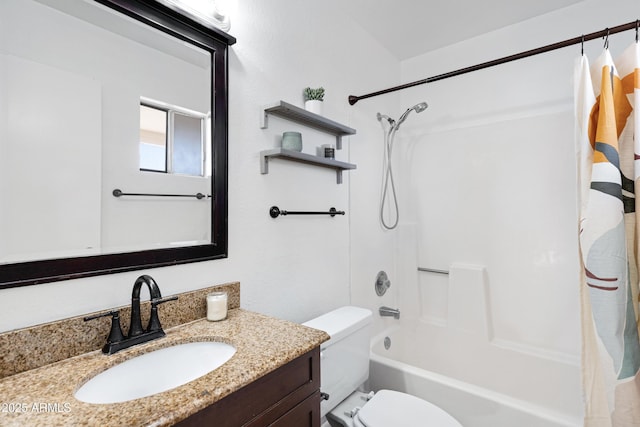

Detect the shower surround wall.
xmin=349 ymin=0 xmax=638 ymax=422
xmin=0 ymin=0 xmax=399 ymax=333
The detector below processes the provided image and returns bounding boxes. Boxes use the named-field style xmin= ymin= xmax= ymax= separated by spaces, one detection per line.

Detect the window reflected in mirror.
xmin=139 ymin=102 xmax=208 ymax=177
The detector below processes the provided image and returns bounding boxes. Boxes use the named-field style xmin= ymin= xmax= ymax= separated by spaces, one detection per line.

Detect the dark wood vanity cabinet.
xmin=176 ymin=348 xmax=321 ymax=427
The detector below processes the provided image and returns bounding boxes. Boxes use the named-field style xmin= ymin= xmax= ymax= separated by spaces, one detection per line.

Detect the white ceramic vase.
xmin=304 ymin=100 xmax=323 ymax=115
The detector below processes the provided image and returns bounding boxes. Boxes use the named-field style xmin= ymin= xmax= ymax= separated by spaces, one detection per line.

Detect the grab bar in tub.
xmin=417 ymin=267 xmax=449 ymax=275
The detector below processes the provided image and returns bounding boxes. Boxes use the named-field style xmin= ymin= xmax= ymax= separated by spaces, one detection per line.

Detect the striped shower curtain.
xmin=577 ymin=41 xmax=640 ymax=426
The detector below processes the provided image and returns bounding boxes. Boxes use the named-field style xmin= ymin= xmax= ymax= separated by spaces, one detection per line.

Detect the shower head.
xmin=396 ymin=102 xmax=428 ymax=129
xmin=413 ymin=102 xmax=428 ymax=113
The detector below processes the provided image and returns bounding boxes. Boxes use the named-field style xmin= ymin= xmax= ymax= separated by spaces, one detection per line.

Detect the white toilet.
xmin=303 ymin=306 xmax=462 ymax=427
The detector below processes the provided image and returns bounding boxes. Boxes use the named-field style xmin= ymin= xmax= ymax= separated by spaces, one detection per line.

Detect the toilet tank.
xmin=303 ymin=306 xmax=373 ymax=417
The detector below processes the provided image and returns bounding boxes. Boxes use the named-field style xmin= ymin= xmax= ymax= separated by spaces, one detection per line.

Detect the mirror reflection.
xmin=139 ymin=100 xmax=209 ymax=176
xmin=0 ymin=0 xmax=214 ymax=266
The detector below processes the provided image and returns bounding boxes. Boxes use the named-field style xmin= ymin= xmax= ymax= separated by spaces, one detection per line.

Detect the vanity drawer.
xmin=267 ymin=391 xmax=321 ymax=427
xmin=176 ymin=347 xmax=320 ymax=426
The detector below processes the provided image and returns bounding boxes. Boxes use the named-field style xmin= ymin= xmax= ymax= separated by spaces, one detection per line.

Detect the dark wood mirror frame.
xmin=0 ymin=0 xmax=235 ymax=289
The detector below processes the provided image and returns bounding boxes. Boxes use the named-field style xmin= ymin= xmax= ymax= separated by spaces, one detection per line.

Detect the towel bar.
xmin=417 ymin=267 xmax=449 ymax=275
xmin=269 ymin=206 xmax=345 ymax=218
xmin=113 ymin=189 xmax=210 ymax=199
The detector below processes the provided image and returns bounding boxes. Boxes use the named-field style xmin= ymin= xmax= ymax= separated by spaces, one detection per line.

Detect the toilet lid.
xmin=354 ymin=390 xmax=462 ymax=427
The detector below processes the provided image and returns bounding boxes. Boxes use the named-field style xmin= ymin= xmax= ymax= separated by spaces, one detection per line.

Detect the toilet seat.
xmin=352 ymin=390 xmax=462 ymax=427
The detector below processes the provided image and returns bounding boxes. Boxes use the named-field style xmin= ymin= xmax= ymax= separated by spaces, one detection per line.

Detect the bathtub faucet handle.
xmin=379 ymin=306 xmax=400 ymax=319
xmin=375 ymin=271 xmax=391 ymax=296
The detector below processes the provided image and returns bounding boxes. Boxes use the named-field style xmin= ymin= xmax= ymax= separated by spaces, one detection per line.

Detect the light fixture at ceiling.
xmin=154 ymin=0 xmax=232 ymax=32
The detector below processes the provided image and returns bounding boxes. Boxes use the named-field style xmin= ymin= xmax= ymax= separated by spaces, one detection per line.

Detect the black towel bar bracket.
xmin=269 ymin=206 xmax=345 ymax=218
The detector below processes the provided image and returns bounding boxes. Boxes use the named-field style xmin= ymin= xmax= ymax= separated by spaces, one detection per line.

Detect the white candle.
xmin=207 ymin=292 xmax=228 ymax=321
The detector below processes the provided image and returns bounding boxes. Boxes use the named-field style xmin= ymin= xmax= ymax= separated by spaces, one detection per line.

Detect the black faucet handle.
xmin=84 ymin=310 xmax=125 ymax=350
xmin=147 ymin=295 xmax=178 ymax=333
xmin=151 ymin=295 xmax=178 ymax=306
xmin=84 ymin=309 xmax=119 ymax=322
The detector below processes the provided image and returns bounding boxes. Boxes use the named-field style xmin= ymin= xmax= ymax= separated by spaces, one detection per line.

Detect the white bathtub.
xmin=367 ymin=323 xmax=583 ymax=427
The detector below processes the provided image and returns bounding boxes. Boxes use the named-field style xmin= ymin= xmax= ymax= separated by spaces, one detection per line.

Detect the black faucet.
xmin=84 ymin=275 xmax=177 ymax=354
xmin=129 ymin=275 xmax=163 ymax=337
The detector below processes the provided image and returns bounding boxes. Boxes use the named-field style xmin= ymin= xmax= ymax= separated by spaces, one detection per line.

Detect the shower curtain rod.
xmin=348 ymin=19 xmax=639 ymax=105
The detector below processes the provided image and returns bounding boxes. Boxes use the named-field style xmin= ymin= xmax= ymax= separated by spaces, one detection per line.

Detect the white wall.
xmin=3 ymin=0 xmax=627 ymax=372
xmin=0 ymin=0 xmax=400 ymax=332
xmin=392 ymin=0 xmax=638 ymax=361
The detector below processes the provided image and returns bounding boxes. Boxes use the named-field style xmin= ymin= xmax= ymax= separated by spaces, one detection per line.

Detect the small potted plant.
xmin=303 ymin=87 xmax=325 ymax=115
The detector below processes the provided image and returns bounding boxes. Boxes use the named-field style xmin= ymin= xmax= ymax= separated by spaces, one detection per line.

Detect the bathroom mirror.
xmin=0 ymin=0 xmax=235 ymax=288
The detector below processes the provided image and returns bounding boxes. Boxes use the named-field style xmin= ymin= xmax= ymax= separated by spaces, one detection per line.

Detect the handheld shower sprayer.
xmin=377 ymin=101 xmax=428 ymax=230
xmin=377 ymin=102 xmax=428 ymax=131
xmin=396 ymin=102 xmax=428 ymax=130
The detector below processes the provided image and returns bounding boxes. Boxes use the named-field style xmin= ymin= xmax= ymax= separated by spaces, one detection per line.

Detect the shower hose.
xmin=380 ymin=123 xmax=399 ymax=230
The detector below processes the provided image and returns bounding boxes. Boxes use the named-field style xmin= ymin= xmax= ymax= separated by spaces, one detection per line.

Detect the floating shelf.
xmin=260 ymin=148 xmax=356 ymax=184
xmin=260 ymin=101 xmax=356 ymax=149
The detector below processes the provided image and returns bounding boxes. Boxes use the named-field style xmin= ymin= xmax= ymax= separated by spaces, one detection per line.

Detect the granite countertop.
xmin=0 ymin=309 xmax=329 ymax=427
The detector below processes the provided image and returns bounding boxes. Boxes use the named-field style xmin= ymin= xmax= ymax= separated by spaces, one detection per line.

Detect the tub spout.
xmin=379 ymin=306 xmax=400 ymax=319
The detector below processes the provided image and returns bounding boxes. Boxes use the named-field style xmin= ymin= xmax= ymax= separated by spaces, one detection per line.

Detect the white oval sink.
xmin=75 ymin=341 xmax=236 ymax=404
